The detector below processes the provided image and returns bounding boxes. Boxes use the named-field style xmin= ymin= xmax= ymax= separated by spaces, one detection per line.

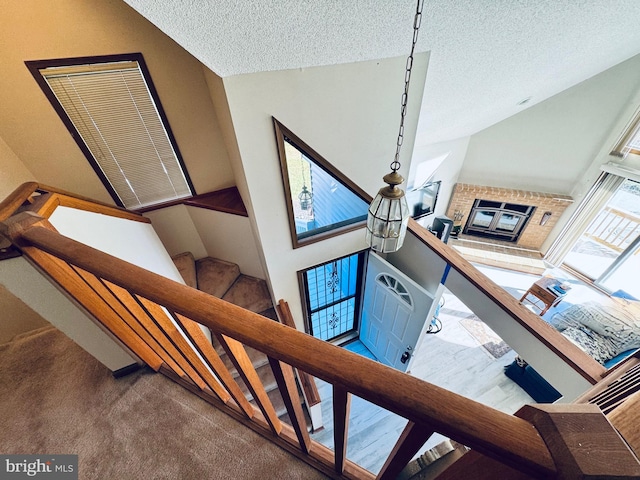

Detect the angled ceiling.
xmin=123 ymin=0 xmax=640 ymax=144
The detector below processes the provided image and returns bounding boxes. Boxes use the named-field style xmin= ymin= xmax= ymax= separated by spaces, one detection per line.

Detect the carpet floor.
xmin=0 ymin=327 xmax=328 ymax=479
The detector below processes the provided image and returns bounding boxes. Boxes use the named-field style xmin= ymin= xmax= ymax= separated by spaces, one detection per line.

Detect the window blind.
xmin=38 ymin=60 xmax=192 ymax=209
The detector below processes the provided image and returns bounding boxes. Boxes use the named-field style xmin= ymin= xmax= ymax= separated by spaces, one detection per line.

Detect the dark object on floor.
xmin=425 ymin=296 xmax=444 ymax=334
xmin=504 ymin=358 xmax=561 ymax=403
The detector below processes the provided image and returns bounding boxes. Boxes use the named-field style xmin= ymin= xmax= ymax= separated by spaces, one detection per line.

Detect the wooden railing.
xmin=1 ymin=217 xmax=638 ymax=478
xmin=584 ymin=206 xmax=640 ymax=254
xmin=0 ymin=182 xmax=149 ymax=224
xmin=3 ymin=214 xmax=553 ymax=478
xmin=2 ymin=184 xmax=639 ymax=478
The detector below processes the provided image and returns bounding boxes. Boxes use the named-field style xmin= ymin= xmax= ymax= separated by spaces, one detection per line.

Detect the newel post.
xmin=516 ymin=404 xmax=640 ymax=479
xmin=0 ymin=211 xmax=49 ymax=252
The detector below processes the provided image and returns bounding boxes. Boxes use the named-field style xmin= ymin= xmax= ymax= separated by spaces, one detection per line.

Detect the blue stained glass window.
xmin=303 ymin=253 xmax=363 ymax=341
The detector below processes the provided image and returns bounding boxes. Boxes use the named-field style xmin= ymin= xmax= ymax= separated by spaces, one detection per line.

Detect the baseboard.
xmin=112 ymin=363 xmax=142 ymax=378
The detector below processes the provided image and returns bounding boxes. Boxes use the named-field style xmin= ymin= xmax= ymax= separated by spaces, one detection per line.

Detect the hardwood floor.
xmin=310 ymin=287 xmax=534 ymax=474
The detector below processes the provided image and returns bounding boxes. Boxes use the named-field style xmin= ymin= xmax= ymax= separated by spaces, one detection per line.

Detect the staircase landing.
xmin=173 ymin=252 xmax=273 ymax=317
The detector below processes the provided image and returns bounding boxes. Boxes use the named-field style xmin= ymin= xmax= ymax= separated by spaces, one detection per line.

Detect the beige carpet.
xmin=195 ymin=257 xmax=240 ymax=298
xmin=0 ymin=327 xmax=328 ymax=479
xmin=222 ymin=276 xmax=273 ymax=314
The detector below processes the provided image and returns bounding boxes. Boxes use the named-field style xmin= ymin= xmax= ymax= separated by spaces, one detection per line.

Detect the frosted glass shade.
xmin=365 ymin=187 xmax=410 ymax=253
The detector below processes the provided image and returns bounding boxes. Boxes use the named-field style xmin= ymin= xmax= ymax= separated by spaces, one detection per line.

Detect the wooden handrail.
xmin=9 ymin=220 xmax=557 ymax=477
xmin=0 ymin=182 xmax=148 ymax=224
xmin=0 ymin=182 xmax=39 ymax=221
xmin=406 ymin=218 xmax=605 ymax=384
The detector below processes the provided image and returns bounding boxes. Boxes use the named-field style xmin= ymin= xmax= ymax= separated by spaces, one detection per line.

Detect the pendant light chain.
xmin=391 ymin=0 xmax=424 ymax=174
xmin=365 ymin=0 xmax=424 ymax=253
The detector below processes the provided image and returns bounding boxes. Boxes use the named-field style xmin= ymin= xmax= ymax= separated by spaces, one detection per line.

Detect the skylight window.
xmin=26 ymin=54 xmax=194 ymax=209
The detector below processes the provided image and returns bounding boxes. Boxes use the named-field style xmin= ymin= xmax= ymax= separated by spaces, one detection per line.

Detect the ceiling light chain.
xmin=391 ymin=0 xmax=423 ymax=175
xmin=365 ymin=0 xmax=424 ymax=253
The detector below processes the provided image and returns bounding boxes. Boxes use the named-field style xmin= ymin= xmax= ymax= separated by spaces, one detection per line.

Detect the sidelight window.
xmin=300 ymin=252 xmax=365 ymax=342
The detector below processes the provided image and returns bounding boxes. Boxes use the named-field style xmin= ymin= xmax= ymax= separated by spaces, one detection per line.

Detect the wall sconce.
xmin=540 ymin=211 xmax=552 ymax=226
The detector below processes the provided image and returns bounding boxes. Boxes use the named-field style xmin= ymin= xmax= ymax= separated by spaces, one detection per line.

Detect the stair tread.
xmin=250 ymin=382 xmax=288 ymax=418
xmin=222 ymin=275 xmax=273 ymax=313
xmin=235 ymin=363 xmax=279 ymax=399
xmin=196 ymin=257 xmax=240 ymax=298
xmin=180 ymin=252 xmax=308 ymax=426
xmin=171 ymin=252 xmax=197 ymax=289
xmin=212 ymin=336 xmax=270 ymax=371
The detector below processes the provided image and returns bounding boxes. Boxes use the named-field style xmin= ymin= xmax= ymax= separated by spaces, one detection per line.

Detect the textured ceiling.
xmin=123 ymin=0 xmax=640 ymax=144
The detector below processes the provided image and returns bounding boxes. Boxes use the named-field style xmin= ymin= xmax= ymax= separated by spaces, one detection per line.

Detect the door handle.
xmin=400 ymin=346 xmax=413 ymax=364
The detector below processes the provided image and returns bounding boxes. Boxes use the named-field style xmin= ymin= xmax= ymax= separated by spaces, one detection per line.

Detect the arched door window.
xmin=376 ymin=273 xmax=414 ymax=310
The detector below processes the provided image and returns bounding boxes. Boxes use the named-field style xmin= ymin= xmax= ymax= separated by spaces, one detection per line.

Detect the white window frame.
xmin=611 ymin=105 xmax=640 ymax=158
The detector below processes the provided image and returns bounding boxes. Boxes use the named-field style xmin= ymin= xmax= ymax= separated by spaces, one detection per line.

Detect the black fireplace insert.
xmin=463 ymin=199 xmax=535 ymax=242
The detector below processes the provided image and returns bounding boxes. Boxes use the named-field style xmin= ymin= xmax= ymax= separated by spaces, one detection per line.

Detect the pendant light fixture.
xmin=365 ymin=0 xmax=424 ymax=253
xmin=298 ymin=158 xmax=313 ymax=211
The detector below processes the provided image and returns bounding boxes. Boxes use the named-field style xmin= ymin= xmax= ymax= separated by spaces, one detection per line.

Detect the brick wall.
xmin=446 ymin=183 xmax=573 ymax=250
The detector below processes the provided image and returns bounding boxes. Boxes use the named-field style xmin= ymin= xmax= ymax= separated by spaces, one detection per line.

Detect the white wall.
xmin=409 ymin=136 xmax=470 ymax=229
xmin=143 ymin=205 xmax=208 ymax=260
xmin=0 ymin=256 xmax=137 ymax=371
xmin=222 ymin=54 xmax=429 ymax=328
xmin=459 ymin=53 xmax=640 ymax=195
xmin=48 ymin=205 xmax=213 ymax=359
xmin=0 ymin=136 xmax=35 ymax=200
xmin=540 ymin=65 xmax=640 ymax=253
xmin=186 ymin=206 xmax=264 ymax=278
xmin=144 ymin=205 xmax=265 ymax=279
xmin=49 ymin=207 xmax=185 ymax=282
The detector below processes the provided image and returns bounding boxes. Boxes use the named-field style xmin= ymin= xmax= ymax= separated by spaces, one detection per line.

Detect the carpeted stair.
xmin=172 ymin=252 xmax=299 ymax=420
xmin=173 ymin=252 xmax=276 ymax=319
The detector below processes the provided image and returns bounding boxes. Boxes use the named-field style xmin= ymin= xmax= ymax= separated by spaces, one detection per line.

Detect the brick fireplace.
xmin=446 ymin=184 xmax=573 ymax=250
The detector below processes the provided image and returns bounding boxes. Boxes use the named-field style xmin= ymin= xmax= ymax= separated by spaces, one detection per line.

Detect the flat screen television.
xmin=407 ymin=180 xmax=441 ymax=219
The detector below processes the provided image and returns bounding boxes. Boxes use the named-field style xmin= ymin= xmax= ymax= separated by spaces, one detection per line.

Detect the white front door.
xmin=360 ymin=252 xmax=435 ymax=372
